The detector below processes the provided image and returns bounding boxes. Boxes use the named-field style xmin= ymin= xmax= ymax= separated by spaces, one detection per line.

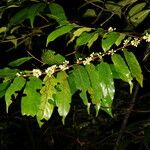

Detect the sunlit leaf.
xmin=37 ymin=75 xmax=57 ymax=126
xmin=0 ymin=68 xmax=18 ymax=79
xmin=68 ymin=27 xmax=93 ymax=44
xmin=118 ymin=0 xmax=137 ymax=7
xmin=55 ymin=71 xmax=72 ymax=124
xmin=5 ymin=77 xmax=26 ymax=112
xmin=72 ymin=65 xmax=91 ymax=113
xmin=85 ymin=64 xmax=102 ymax=116
xmin=21 ymin=77 xmax=42 ymax=116
xmin=87 ymin=32 xmax=99 ymax=48
xmin=0 ymin=27 xmax=7 ymax=34
xmin=112 ymin=54 xmax=133 ymax=93
xmin=76 ymin=32 xmax=94 ymax=47
xmin=41 ymin=49 xmax=65 ymax=65
xmin=123 ymin=49 xmax=143 ymax=87
xmin=46 ymin=25 xmax=74 ymax=46
xmin=102 ymin=32 xmax=120 ymax=52
xmin=8 ymin=57 xmax=32 ymax=67
xmin=115 ymin=33 xmax=126 ymax=46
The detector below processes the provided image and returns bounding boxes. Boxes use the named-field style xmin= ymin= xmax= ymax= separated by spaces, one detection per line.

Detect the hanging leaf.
xmin=49 ymin=3 xmax=67 ymax=24
xmin=130 ymin=9 xmax=150 ymax=27
xmin=72 ymin=65 xmax=91 ymax=113
xmin=105 ymin=1 xmax=122 ymax=17
xmin=0 ymin=68 xmax=18 ymax=78
xmin=115 ymin=33 xmax=126 ymax=46
xmin=102 ymin=32 xmax=120 ymax=52
xmin=46 ymin=25 xmax=74 ymax=46
xmin=8 ymin=57 xmax=32 ymax=67
xmin=123 ymin=49 xmax=143 ymax=87
xmin=55 ymin=71 xmax=72 ymax=124
xmin=5 ymin=77 xmax=26 ymax=112
xmin=85 ymin=64 xmax=102 ymax=116
xmin=6 ymin=35 xmax=17 ymax=48
xmin=87 ymin=32 xmax=99 ymax=48
xmin=37 ymin=75 xmax=58 ymax=126
xmin=0 ymin=81 xmax=11 ymax=98
xmin=9 ymin=3 xmax=46 ymax=27
xmin=118 ymin=0 xmax=137 ymax=7
xmin=127 ymin=2 xmax=146 ymax=18
xmin=68 ymin=27 xmax=93 ymax=44
xmin=112 ymin=54 xmax=133 ymax=93
xmin=21 ymin=77 xmax=42 ymax=116
xmin=76 ymin=32 xmax=94 ymax=47
xmin=97 ymin=62 xmax=115 ymax=116
xmin=41 ymin=49 xmax=65 ymax=65
xmin=0 ymin=27 xmax=7 ymax=34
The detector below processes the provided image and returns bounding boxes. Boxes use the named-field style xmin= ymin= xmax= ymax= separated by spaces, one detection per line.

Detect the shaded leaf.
xmin=123 ymin=49 xmax=143 ymax=87
xmin=41 ymin=49 xmax=65 ymax=65
xmin=46 ymin=25 xmax=74 ymax=46
xmin=8 ymin=57 xmax=32 ymax=67
xmin=118 ymin=0 xmax=137 ymax=7
xmin=130 ymin=9 xmax=150 ymax=27
xmin=72 ymin=65 xmax=91 ymax=113
xmin=49 ymin=3 xmax=67 ymax=24
xmin=128 ymin=2 xmax=146 ymax=17
xmin=82 ymin=9 xmax=97 ymax=18
xmin=5 ymin=77 xmax=26 ymax=112
xmin=21 ymin=77 xmax=42 ymax=116
xmin=112 ymin=54 xmax=133 ymax=93
xmin=0 ymin=68 xmax=18 ymax=78
xmin=55 ymin=71 xmax=72 ymax=124
xmin=0 ymin=81 xmax=11 ymax=98
xmin=85 ymin=64 xmax=102 ymax=116
xmin=0 ymin=27 xmax=7 ymax=34
xmin=102 ymin=32 xmax=120 ymax=52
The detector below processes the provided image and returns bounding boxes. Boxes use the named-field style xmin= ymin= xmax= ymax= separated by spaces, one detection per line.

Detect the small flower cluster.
xmin=32 ymin=69 xmax=42 ymax=78
xmin=143 ymin=33 xmax=150 ymax=42
xmin=108 ymin=27 xmax=116 ymax=32
xmin=123 ymin=39 xmax=130 ymax=46
xmin=45 ymin=65 xmax=57 ymax=77
xmin=130 ymin=38 xmax=140 ymax=47
xmin=58 ymin=60 xmax=69 ymax=71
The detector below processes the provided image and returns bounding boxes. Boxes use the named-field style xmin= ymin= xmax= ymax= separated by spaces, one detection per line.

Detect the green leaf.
xmin=128 ymin=2 xmax=146 ymax=17
xmin=68 ymin=27 xmax=93 ymax=44
xmin=49 ymin=3 xmax=67 ymax=24
xmin=8 ymin=57 xmax=32 ymax=67
xmin=76 ymin=32 xmax=94 ymax=47
xmin=55 ymin=71 xmax=72 ymax=124
xmin=0 ymin=81 xmax=11 ymax=98
xmin=41 ymin=49 xmax=65 ymax=65
xmin=102 ymin=32 xmax=120 ymax=52
xmin=5 ymin=77 xmax=26 ymax=112
xmin=87 ymin=32 xmax=99 ymax=48
xmin=118 ymin=0 xmax=137 ymax=7
xmin=115 ymin=33 xmax=126 ymax=46
xmin=9 ymin=3 xmax=46 ymax=27
xmin=37 ymin=75 xmax=57 ymax=126
xmin=0 ymin=27 xmax=7 ymax=34
xmin=123 ymin=49 xmax=143 ymax=87
xmin=82 ymin=9 xmax=97 ymax=18
xmin=72 ymin=65 xmax=91 ymax=113
xmin=112 ymin=54 xmax=133 ymax=93
xmin=85 ymin=64 xmax=102 ymax=116
xmin=46 ymin=25 xmax=74 ymax=46
xmin=130 ymin=9 xmax=150 ymax=27
xmin=6 ymin=35 xmax=17 ymax=48
xmin=105 ymin=1 xmax=122 ymax=17
xmin=97 ymin=62 xmax=115 ymax=116
xmin=21 ymin=77 xmax=42 ymax=116
xmin=0 ymin=68 xmax=18 ymax=78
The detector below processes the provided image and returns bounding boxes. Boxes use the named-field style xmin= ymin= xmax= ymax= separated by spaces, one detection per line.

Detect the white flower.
xmin=83 ymin=57 xmax=92 ymax=65
xmin=108 ymin=27 xmax=116 ymax=32
xmin=16 ymin=72 xmax=21 ymax=77
xmin=131 ymin=38 xmax=140 ymax=47
xmin=143 ymin=33 xmax=150 ymax=42
xmin=45 ymin=65 xmax=57 ymax=77
xmin=76 ymin=58 xmax=82 ymax=64
xmin=123 ymin=39 xmax=130 ymax=46
xmin=58 ymin=60 xmax=69 ymax=71
xmin=32 ymin=69 xmax=42 ymax=78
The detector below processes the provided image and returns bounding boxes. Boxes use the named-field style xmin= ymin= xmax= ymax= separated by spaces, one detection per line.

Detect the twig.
xmin=113 ymin=83 xmax=140 ymax=150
